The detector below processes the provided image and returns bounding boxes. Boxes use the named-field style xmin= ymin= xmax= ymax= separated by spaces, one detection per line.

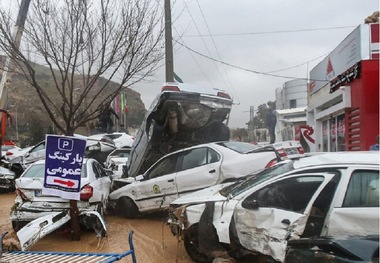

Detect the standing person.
xmin=266 ymin=108 xmax=277 ymax=143
xmin=369 ymin=135 xmax=379 ymax=151
xmin=100 ymin=105 xmax=119 ymax=133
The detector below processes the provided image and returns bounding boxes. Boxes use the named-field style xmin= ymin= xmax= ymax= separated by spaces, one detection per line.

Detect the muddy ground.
xmin=0 ymin=191 xmax=193 ymax=263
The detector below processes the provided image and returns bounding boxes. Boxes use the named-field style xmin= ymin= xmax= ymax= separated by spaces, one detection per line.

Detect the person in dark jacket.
xmin=100 ymin=105 xmax=119 ymax=133
xmin=266 ymin=108 xmax=277 ymax=143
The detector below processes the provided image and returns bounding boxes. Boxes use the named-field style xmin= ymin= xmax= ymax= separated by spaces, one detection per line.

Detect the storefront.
xmin=307 ymin=23 xmax=379 ymax=152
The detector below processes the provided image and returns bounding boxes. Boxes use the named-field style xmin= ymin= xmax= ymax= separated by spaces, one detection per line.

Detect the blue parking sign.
xmin=42 ymin=135 xmax=86 ymax=200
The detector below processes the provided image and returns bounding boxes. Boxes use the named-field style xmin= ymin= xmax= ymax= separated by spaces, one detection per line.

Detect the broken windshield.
xmin=219 ymin=160 xmax=295 ymax=198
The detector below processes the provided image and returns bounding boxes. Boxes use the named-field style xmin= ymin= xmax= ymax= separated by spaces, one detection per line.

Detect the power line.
xmin=180 ymin=25 xmax=357 ymax=37
xmin=265 ymin=52 xmax=329 ymax=74
xmin=182 ymin=1 xmax=229 ymax=88
xmin=175 ymin=40 xmax=329 ymax=82
xmin=195 ymin=0 xmax=239 ymax=103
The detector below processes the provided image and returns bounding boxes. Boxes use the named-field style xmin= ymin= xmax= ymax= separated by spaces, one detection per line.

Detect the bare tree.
xmin=0 ymin=0 xmax=164 ymax=241
xmin=0 ymin=0 xmax=164 ymax=136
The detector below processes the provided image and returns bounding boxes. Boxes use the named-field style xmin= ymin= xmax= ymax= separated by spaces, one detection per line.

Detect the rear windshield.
xmin=217 ymin=141 xmax=260 ymax=154
xmin=22 ymin=163 xmax=87 ymax=178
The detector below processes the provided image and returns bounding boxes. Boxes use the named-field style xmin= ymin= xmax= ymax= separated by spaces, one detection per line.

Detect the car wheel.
xmin=117 ymin=197 xmax=139 ymax=219
xmin=184 ymin=224 xmax=212 ymax=263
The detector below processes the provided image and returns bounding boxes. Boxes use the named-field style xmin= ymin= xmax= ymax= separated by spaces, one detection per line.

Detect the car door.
xmin=232 ymin=173 xmax=336 ymax=262
xmin=90 ymin=161 xmax=112 ymax=203
xmin=175 ymin=147 xmax=221 ymax=197
xmin=133 ymin=153 xmax=180 ymax=211
xmin=326 ymin=168 xmax=379 ymax=237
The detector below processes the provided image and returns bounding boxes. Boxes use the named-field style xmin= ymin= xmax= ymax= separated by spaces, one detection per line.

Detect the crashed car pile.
xmin=2 ymin=83 xmax=379 ymax=263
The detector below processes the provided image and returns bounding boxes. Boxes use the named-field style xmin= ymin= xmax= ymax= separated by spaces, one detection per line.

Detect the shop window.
xmin=323 ymin=114 xmax=345 ymax=152
xmin=322 ymin=120 xmax=328 ymax=152
xmin=330 ymin=118 xmax=337 ymax=152
xmin=337 ymin=115 xmax=345 ymax=151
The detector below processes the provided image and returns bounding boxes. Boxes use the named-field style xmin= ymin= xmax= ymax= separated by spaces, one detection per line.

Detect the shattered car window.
xmin=245 ymin=176 xmax=324 ymax=212
xmin=220 ymin=160 xmax=294 ymax=197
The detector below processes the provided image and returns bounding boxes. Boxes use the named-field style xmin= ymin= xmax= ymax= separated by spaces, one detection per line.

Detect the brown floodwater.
xmin=0 ymin=191 xmax=193 ymax=263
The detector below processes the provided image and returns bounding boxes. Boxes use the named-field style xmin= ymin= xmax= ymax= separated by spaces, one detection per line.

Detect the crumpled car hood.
xmin=171 ymin=182 xmax=233 ymax=206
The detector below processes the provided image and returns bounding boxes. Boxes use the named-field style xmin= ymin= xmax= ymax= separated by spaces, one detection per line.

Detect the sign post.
xmin=42 ymin=135 xmax=86 ymax=240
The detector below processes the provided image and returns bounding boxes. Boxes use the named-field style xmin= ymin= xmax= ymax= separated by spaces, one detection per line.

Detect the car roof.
xmin=293 ymin=152 xmax=380 ymax=169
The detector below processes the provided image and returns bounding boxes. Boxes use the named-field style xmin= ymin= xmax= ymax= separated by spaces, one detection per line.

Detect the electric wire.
xmin=195 ymin=0 xmax=239 ymax=103
xmin=175 ymin=40 xmax=329 ymax=82
xmin=183 ymin=1 xmax=230 ymax=89
xmin=159 ymin=0 xmax=215 ymax=87
xmin=181 ymin=25 xmax=358 ymax=37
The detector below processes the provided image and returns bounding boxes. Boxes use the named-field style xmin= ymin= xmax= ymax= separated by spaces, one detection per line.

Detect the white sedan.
xmin=109 ymin=141 xmax=280 ymax=218
xmin=167 ymin=152 xmax=379 ymax=263
xmin=11 ymin=158 xmax=112 ymax=231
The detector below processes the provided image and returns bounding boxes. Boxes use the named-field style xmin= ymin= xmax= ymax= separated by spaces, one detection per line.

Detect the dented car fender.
xmin=17 ymin=210 xmax=107 ymax=251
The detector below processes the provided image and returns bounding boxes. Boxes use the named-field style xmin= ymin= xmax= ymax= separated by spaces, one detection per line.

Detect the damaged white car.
xmin=109 ymin=141 xmax=280 ymax=218
xmin=10 ymin=158 xmax=112 ymax=249
xmin=125 ymin=82 xmax=233 ymax=179
xmin=167 ymin=152 xmax=379 ymax=263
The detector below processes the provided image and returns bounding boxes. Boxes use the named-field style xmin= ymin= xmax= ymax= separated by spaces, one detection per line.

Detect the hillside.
xmin=0 ymin=58 xmax=147 ymax=146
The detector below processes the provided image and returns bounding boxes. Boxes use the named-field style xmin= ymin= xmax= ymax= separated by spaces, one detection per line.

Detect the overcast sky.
xmin=1 ymin=0 xmax=378 ymax=128
xmin=136 ymin=0 xmax=378 ymax=128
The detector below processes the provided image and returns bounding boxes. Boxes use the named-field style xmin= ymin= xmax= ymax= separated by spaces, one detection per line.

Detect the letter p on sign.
xmin=58 ymin=138 xmax=74 ymax=151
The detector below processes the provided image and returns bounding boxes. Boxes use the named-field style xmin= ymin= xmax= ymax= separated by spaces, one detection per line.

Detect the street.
xmin=0 ymin=191 xmax=193 ymax=263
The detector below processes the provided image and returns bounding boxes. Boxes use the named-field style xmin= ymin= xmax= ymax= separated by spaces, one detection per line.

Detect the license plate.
xmin=286 ymin=148 xmax=298 ymax=155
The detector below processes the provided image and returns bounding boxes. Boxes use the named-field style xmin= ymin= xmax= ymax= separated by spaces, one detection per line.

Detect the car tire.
xmin=117 ymin=197 xmax=139 ymax=219
xmin=184 ymin=224 xmax=212 ymax=263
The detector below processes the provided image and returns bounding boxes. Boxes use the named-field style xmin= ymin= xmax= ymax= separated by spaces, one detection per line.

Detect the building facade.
xmin=306 ymin=23 xmax=379 ymax=152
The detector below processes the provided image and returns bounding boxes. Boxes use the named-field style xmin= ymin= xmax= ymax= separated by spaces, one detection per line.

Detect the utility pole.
xmin=0 ymin=0 xmax=31 ymax=109
xmin=164 ymin=0 xmax=174 ymax=82
xmin=250 ymin=106 xmax=254 ymax=142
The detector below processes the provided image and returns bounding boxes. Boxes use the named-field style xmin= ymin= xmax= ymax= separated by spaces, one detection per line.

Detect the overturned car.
xmin=167 ymin=152 xmax=379 ymax=263
xmin=123 ymin=82 xmax=233 ymax=180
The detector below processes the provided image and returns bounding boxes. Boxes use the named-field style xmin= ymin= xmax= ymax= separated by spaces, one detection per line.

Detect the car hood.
xmin=0 ymin=166 xmax=15 ymax=176
xmin=171 ymin=183 xmax=233 ymax=206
